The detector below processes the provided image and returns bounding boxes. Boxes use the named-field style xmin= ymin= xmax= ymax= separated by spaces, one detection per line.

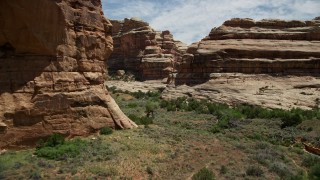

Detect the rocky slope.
xmin=107 ymin=18 xmax=187 ymax=80
xmin=0 ymin=0 xmax=137 ymax=148
xmin=175 ymin=18 xmax=320 ymax=85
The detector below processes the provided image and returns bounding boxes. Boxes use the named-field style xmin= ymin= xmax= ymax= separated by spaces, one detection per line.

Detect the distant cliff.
xmin=175 ymin=17 xmax=320 ymax=85
xmin=107 ymin=18 xmax=187 ymax=80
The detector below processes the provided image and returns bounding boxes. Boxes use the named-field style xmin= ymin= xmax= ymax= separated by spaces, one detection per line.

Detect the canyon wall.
xmin=108 ymin=18 xmax=187 ymax=80
xmin=0 ymin=0 xmax=136 ymax=148
xmin=175 ymin=18 xmax=320 ymax=85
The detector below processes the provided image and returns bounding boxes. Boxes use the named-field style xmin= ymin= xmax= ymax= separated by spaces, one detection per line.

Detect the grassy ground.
xmin=0 ymin=90 xmax=319 ymax=179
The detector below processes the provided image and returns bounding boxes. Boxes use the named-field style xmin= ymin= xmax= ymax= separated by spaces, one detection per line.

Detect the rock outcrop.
xmin=108 ymin=18 xmax=187 ymax=80
xmin=176 ymin=18 xmax=320 ymax=85
xmin=0 ymin=0 xmax=137 ymax=148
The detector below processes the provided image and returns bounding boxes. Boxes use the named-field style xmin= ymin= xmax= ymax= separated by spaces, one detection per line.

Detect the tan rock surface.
xmin=108 ymin=18 xmax=187 ymax=80
xmin=107 ymin=74 xmax=320 ymax=110
xmin=176 ymin=18 xmax=320 ymax=85
xmin=0 ymin=0 xmax=136 ymax=148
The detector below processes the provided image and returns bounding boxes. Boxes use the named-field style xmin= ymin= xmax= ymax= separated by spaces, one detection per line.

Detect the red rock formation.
xmin=176 ymin=18 xmax=320 ymax=85
xmin=108 ymin=18 xmax=187 ymax=80
xmin=0 ymin=0 xmax=137 ymax=148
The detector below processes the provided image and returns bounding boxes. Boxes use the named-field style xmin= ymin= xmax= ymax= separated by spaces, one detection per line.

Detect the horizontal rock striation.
xmin=108 ymin=18 xmax=187 ymax=80
xmin=175 ymin=18 xmax=320 ymax=85
xmin=0 ymin=0 xmax=136 ymax=148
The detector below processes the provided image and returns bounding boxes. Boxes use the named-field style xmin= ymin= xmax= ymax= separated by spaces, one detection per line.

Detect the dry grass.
xmin=0 ymin=92 xmax=318 ymax=179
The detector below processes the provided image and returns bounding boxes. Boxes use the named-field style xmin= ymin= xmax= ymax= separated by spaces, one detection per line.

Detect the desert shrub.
xmin=107 ymin=86 xmax=117 ymax=93
xmin=280 ymin=111 xmax=303 ymax=128
xmin=160 ymin=100 xmax=168 ymax=108
xmin=209 ymin=125 xmax=222 ymax=134
xmin=302 ymin=154 xmax=320 ymax=168
xmin=146 ymin=91 xmax=161 ymax=98
xmin=270 ymin=162 xmax=293 ymax=178
xmin=129 ymin=90 xmax=161 ymax=100
xmin=28 ymin=170 xmax=41 ymax=180
xmin=246 ymin=166 xmax=264 ymax=177
xmin=36 ymin=136 xmax=87 ymax=160
xmin=128 ymin=114 xmax=140 ymax=122
xmin=100 ymin=127 xmax=113 ymax=135
xmin=128 ymin=114 xmax=153 ymax=126
xmin=195 ymin=101 xmax=210 ymax=114
xmin=164 ymin=100 xmax=176 ymax=111
xmin=145 ymin=101 xmax=158 ymax=117
xmin=160 ymin=97 xmax=320 ymax=129
xmin=0 ymin=163 xmax=5 ymax=178
xmin=220 ymin=165 xmax=227 ymax=174
xmin=127 ymin=102 xmax=138 ymax=108
xmin=139 ymin=116 xmax=154 ymax=126
xmin=131 ymin=90 xmax=146 ymax=99
xmin=309 ymin=163 xmax=320 ymax=180
xmin=207 ymin=103 xmax=229 ymax=115
xmin=187 ymin=98 xmax=201 ymax=111
xmin=37 ymin=133 xmax=65 ymax=148
xmin=192 ymin=167 xmax=215 ymax=180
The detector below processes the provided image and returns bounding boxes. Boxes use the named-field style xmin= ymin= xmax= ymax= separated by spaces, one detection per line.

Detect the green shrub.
xmin=131 ymin=90 xmax=146 ymax=99
xmin=128 ymin=114 xmax=140 ymax=122
xmin=302 ymin=154 xmax=320 ymax=168
xmin=246 ymin=166 xmax=264 ymax=177
xmin=100 ymin=127 xmax=113 ymax=135
xmin=36 ymin=137 xmax=87 ymax=160
xmin=128 ymin=114 xmax=153 ymax=126
xmin=28 ymin=170 xmax=41 ymax=180
xmin=160 ymin=100 xmax=168 ymax=108
xmin=127 ymin=102 xmax=138 ymax=108
xmin=309 ymin=163 xmax=320 ymax=180
xmin=139 ymin=116 xmax=154 ymax=126
xmin=220 ymin=165 xmax=227 ymax=174
xmin=270 ymin=162 xmax=292 ymax=178
xmin=192 ymin=167 xmax=215 ymax=180
xmin=209 ymin=125 xmax=221 ymax=134
xmin=159 ymin=97 xmax=320 ymax=129
xmin=37 ymin=133 xmax=65 ymax=148
xmin=145 ymin=101 xmax=158 ymax=117
xmin=146 ymin=91 xmax=161 ymax=98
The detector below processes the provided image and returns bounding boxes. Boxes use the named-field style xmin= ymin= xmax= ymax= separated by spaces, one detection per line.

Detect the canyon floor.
xmin=1 ymin=76 xmax=319 ymax=179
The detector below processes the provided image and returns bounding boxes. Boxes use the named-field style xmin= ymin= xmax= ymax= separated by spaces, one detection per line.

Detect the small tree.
xmin=145 ymin=101 xmax=158 ymax=118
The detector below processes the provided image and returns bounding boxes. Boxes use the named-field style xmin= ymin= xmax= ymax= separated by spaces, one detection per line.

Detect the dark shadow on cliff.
xmin=0 ymin=53 xmax=54 ymax=94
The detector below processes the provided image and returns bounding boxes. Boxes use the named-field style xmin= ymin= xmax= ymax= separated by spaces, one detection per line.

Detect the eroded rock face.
xmin=0 ymin=0 xmax=137 ymax=148
xmin=176 ymin=18 xmax=320 ymax=85
xmin=108 ymin=18 xmax=187 ymax=81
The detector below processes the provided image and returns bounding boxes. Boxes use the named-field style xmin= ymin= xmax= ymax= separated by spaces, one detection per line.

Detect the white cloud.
xmin=103 ymin=0 xmax=320 ymax=44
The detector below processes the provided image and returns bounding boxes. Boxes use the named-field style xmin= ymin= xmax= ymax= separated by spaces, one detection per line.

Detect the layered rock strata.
xmin=108 ymin=18 xmax=187 ymax=80
xmin=176 ymin=18 xmax=320 ymax=85
xmin=0 ymin=0 xmax=137 ymax=148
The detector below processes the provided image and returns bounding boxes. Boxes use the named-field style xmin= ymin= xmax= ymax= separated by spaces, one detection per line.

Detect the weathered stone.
xmin=107 ymin=18 xmax=187 ymax=81
xmin=175 ymin=18 xmax=320 ymax=85
xmin=0 ymin=122 xmax=7 ymax=134
xmin=117 ymin=70 xmax=126 ymax=76
xmin=0 ymin=0 xmax=137 ymax=148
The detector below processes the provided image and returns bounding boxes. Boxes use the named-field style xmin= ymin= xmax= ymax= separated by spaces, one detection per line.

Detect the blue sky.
xmin=102 ymin=0 xmax=320 ymax=44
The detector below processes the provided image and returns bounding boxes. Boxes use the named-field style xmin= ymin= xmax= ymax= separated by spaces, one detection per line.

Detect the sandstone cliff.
xmin=107 ymin=18 xmax=187 ymax=80
xmin=176 ymin=18 xmax=320 ymax=85
xmin=0 ymin=0 xmax=137 ymax=148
